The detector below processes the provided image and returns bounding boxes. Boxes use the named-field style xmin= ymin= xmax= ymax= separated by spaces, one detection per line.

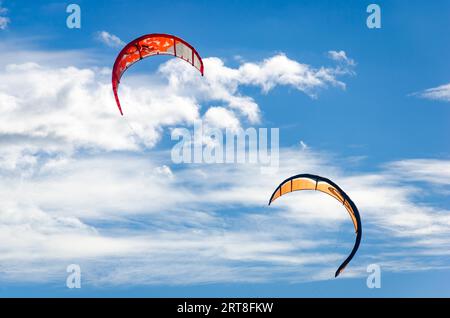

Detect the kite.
xmin=112 ymin=33 xmax=204 ymax=115
xmin=268 ymin=174 xmax=362 ymax=277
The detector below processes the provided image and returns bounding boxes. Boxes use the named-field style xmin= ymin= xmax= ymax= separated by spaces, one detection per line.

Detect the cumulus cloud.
xmin=95 ymin=31 xmax=125 ymax=48
xmin=161 ymin=54 xmax=354 ymax=123
xmin=0 ymin=47 xmax=354 ymax=167
xmin=0 ymin=60 xmax=201 ymax=156
xmin=414 ymin=83 xmax=450 ymax=102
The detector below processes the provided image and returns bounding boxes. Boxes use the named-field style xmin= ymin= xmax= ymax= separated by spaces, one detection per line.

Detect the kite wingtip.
xmin=335 ymin=267 xmax=344 ymax=278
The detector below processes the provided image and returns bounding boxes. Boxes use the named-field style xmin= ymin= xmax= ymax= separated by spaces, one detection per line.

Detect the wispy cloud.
xmin=386 ymin=159 xmax=450 ymax=185
xmin=328 ymin=50 xmax=355 ymax=66
xmin=413 ymin=83 xmax=450 ymax=102
xmin=1 ymin=147 xmax=450 ymax=285
xmin=95 ymin=31 xmax=126 ymax=48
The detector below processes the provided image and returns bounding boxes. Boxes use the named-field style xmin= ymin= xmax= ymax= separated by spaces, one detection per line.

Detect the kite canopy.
xmin=269 ymin=174 xmax=362 ymax=278
xmin=112 ymin=33 xmax=204 ymax=115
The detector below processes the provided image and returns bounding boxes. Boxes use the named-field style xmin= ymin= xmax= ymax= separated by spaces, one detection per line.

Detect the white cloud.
xmin=386 ymin=159 xmax=450 ymax=185
xmin=154 ymin=164 xmax=174 ymax=179
xmin=0 ymin=60 xmax=201 ymax=155
xmin=160 ymin=53 xmax=355 ymax=123
xmin=0 ymin=152 xmax=342 ymax=284
xmin=237 ymin=54 xmax=350 ymax=92
xmin=328 ymin=50 xmax=355 ymax=66
xmin=1 ymin=146 xmax=450 ymax=285
xmin=415 ymin=83 xmax=450 ymax=102
xmin=203 ymin=106 xmax=241 ymax=132
xmin=96 ymin=31 xmax=125 ymax=48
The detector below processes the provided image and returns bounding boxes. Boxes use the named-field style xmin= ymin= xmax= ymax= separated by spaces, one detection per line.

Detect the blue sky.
xmin=0 ymin=0 xmax=449 ymax=297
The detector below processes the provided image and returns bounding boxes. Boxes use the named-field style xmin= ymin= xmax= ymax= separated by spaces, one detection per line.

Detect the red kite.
xmin=112 ymin=33 xmax=204 ymax=115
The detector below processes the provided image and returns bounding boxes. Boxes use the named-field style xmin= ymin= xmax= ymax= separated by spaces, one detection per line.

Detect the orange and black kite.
xmin=269 ymin=174 xmax=362 ymax=277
